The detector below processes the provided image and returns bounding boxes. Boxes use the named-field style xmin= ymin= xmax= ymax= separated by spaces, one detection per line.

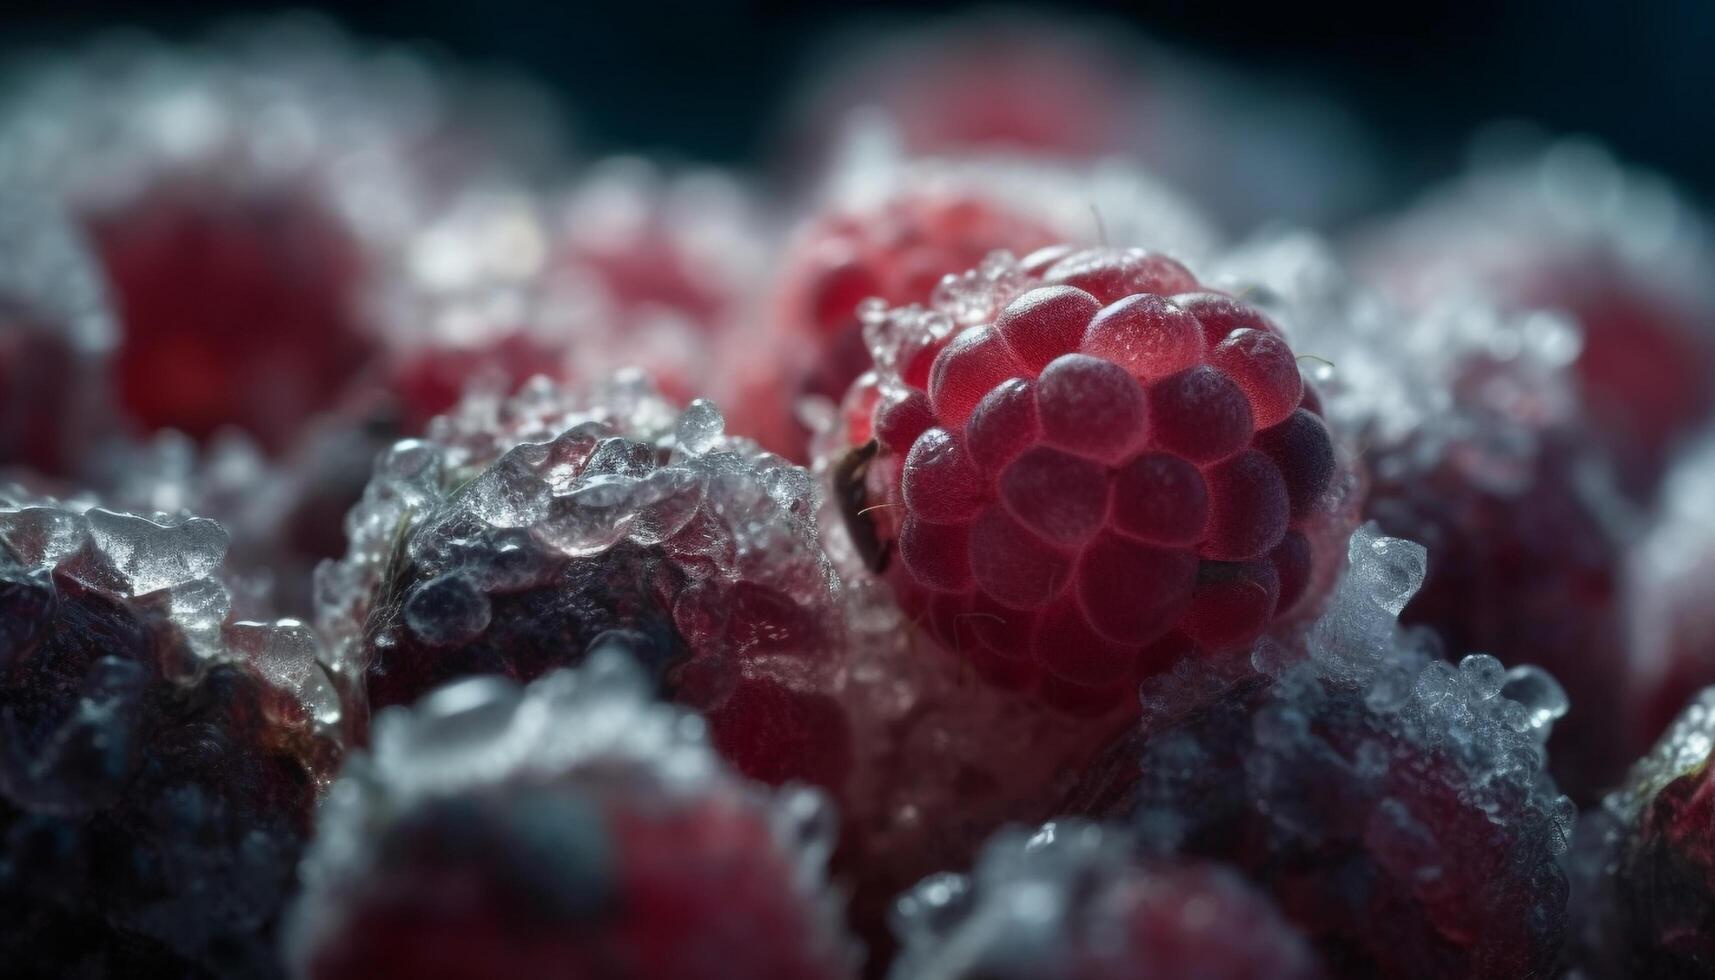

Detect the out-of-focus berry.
xmin=0 ymin=490 xmax=340 ymax=979
xmin=786 ymin=15 xmax=1382 ymax=230
xmin=372 ymin=161 xmax=769 ymax=432
xmin=1125 ymin=527 xmax=1576 ymax=979
xmin=286 ymin=645 xmax=857 ymax=980
xmin=1356 ymin=137 xmax=1715 ymax=499
xmin=0 ymin=19 xmax=571 ymax=612
xmin=1629 ymin=437 xmax=1715 ymax=750
xmin=889 ymin=820 xmax=1323 ymax=980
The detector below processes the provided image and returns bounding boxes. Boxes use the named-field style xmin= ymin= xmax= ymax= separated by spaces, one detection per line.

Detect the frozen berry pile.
xmin=1 ymin=13 xmax=1713 ymax=980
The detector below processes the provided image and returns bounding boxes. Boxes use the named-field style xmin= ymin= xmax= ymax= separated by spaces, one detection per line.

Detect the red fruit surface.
xmin=744 ymin=194 xmax=1057 ymax=459
xmin=848 ymin=248 xmax=1345 ymax=708
xmin=89 ymin=181 xmax=376 ymax=453
xmin=292 ymin=660 xmax=855 ymax=980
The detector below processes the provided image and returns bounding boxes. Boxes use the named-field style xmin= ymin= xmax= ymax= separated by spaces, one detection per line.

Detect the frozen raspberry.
xmin=1573 ymin=689 xmax=1715 ymax=977
xmin=1355 ymin=139 xmax=1715 ymax=499
xmin=556 ymin=158 xmax=767 ymax=330
xmin=286 ymin=645 xmax=857 ymax=980
xmin=890 ymin=820 xmax=1323 ymax=980
xmin=1219 ymin=231 xmax=1636 ymax=801
xmin=1123 ymin=527 xmax=1576 ymax=980
xmin=0 ymin=491 xmax=341 ymax=979
xmin=371 ymin=163 xmax=767 ymax=434
xmin=0 ymin=19 xmax=570 ymax=459
xmin=838 ymin=248 xmax=1350 ymax=709
xmin=0 ymin=194 xmax=116 ymax=478
xmin=315 ymin=375 xmax=850 ymax=791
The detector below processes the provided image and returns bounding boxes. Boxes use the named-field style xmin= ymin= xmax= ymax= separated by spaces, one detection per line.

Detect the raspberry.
xmin=1124 ymin=528 xmax=1575 ymax=980
xmin=841 ymin=249 xmax=1349 ymax=707
xmin=1574 ymin=690 xmax=1715 ymax=977
xmin=890 ymin=821 xmax=1324 ymax=980
xmin=286 ymin=647 xmax=857 ymax=980
xmin=1356 ymin=141 xmax=1715 ymax=499
xmin=374 ymin=164 xmax=765 ymax=432
xmin=316 ymin=375 xmax=851 ymax=792
xmin=0 ymin=492 xmax=340 ymax=979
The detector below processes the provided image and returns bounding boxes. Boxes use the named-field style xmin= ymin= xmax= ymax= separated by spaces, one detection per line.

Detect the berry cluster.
xmin=3 ymin=13 xmax=1715 ymax=980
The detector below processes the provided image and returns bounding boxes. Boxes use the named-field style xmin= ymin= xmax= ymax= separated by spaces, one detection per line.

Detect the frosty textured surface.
xmin=0 ymin=489 xmax=339 ymax=978
xmin=889 ymin=820 xmax=1323 ymax=980
xmin=1127 ymin=525 xmax=1576 ymax=978
xmin=287 ymin=646 xmax=856 ymax=980
xmin=314 ymin=374 xmax=843 ymax=763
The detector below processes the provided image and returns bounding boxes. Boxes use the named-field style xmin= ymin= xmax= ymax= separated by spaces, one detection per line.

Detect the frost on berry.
xmin=734 ymin=153 xmax=1218 ymax=460
xmin=286 ymin=646 xmax=857 ymax=980
xmin=0 ymin=191 xmax=116 ymax=477
xmin=1626 ymin=435 xmax=1715 ymax=753
xmin=0 ymin=489 xmax=340 ymax=978
xmin=889 ymin=820 xmax=1324 ymax=980
xmin=1573 ymin=688 xmax=1715 ymax=978
xmin=1218 ymin=231 xmax=1636 ymax=801
xmin=1123 ymin=526 xmax=1575 ymax=980
xmin=0 ymin=18 xmax=568 ymax=456
xmin=1354 ymin=137 xmax=1715 ymax=498
xmin=315 ymin=374 xmax=849 ymax=790
xmin=833 ymin=248 xmax=1354 ymax=709
xmin=375 ymin=162 xmax=768 ymax=432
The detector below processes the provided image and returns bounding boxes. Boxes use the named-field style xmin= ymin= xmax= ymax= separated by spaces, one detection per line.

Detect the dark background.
xmin=2 ymin=1 xmax=1710 ymax=210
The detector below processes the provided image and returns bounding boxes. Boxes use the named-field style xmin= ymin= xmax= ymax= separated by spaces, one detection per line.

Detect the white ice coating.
xmin=1268 ymin=523 xmax=1571 ymax=749
xmin=0 ymin=189 xmax=115 ymax=352
xmin=889 ymin=821 xmax=1130 ymax=980
xmin=0 ymin=486 xmax=341 ymax=726
xmin=1627 ymin=434 xmax=1715 ymax=700
xmin=286 ymin=644 xmax=847 ymax=977
xmin=1603 ymin=687 xmax=1715 ymax=830
xmin=1209 ymin=230 xmax=1583 ymax=485
xmin=1351 ymin=134 xmax=1715 ymax=321
xmin=887 ymin=820 xmax=1321 ymax=980
xmin=366 ymin=158 xmax=772 ymax=411
xmin=314 ymin=372 xmax=837 ymax=686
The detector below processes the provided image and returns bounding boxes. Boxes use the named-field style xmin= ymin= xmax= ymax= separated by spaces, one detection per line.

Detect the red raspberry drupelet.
xmin=844 ymin=248 xmax=1344 ymax=708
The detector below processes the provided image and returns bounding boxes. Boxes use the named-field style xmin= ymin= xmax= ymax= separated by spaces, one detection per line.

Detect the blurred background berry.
xmin=4 ymin=1 xmax=1710 ymax=212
